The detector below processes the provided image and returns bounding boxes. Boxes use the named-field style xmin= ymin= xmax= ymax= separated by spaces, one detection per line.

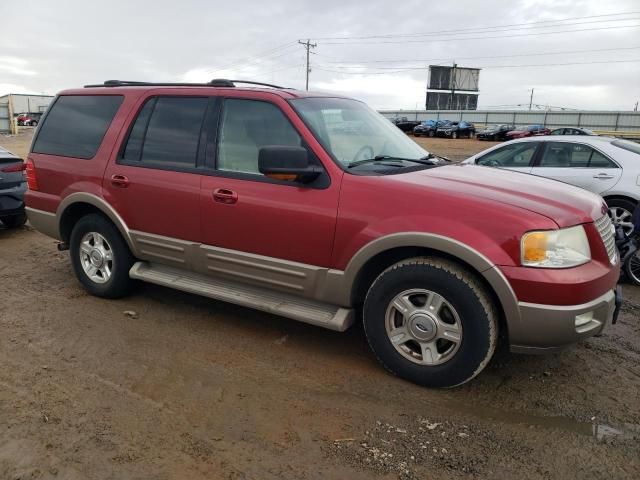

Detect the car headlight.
xmin=521 ymin=225 xmax=591 ymax=268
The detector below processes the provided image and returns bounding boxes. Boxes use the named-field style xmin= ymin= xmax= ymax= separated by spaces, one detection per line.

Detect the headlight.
xmin=521 ymin=225 xmax=591 ymax=268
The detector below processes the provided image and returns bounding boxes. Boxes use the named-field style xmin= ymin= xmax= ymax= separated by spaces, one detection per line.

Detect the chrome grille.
xmin=594 ymin=215 xmax=617 ymax=265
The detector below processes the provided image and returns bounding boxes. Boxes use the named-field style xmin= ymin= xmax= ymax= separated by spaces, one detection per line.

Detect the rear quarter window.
xmin=32 ymin=95 xmax=123 ymax=159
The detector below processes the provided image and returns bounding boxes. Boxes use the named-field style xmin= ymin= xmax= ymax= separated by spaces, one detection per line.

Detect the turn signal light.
xmin=522 ymin=232 xmax=548 ymax=262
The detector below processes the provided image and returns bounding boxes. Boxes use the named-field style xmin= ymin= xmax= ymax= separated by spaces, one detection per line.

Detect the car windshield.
xmin=290 ymin=97 xmax=429 ymax=167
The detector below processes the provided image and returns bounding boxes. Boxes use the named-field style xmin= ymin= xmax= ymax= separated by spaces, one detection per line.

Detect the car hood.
xmin=389 ymin=164 xmax=604 ymax=227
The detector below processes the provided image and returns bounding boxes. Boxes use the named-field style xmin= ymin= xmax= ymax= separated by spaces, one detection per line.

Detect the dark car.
xmin=504 ymin=124 xmax=551 ymax=140
xmin=436 ymin=120 xmax=475 ymax=139
xmin=413 ymin=119 xmax=448 ymax=137
xmin=389 ymin=116 xmax=421 ymax=133
xmin=550 ymin=127 xmax=596 ymax=136
xmin=476 ymin=124 xmax=515 ymax=141
xmin=0 ymin=146 xmax=27 ymax=228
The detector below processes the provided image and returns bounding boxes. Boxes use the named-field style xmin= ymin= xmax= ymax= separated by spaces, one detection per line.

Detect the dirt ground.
xmin=1 ymin=129 xmax=639 ymax=480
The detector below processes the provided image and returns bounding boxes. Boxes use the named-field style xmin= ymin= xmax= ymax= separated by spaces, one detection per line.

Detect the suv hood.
xmin=390 ymin=164 xmax=603 ymax=227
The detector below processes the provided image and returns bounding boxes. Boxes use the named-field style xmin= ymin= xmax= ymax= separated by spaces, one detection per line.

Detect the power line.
xmin=317 ymin=45 xmax=640 ymax=65
xmin=319 ymin=24 xmax=640 ymax=45
xmin=208 ymin=41 xmax=298 ymax=72
xmin=313 ymin=13 xmax=640 ymax=41
xmin=314 ymin=11 xmax=640 ymax=40
xmin=314 ymin=58 xmax=640 ymax=75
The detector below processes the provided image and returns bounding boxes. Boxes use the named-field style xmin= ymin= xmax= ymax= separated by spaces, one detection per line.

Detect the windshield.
xmin=290 ymin=97 xmax=429 ymax=167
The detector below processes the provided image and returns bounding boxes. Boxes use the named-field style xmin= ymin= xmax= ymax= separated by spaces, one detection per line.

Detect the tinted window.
xmin=33 ymin=95 xmax=123 ymax=159
xmin=122 ymin=99 xmax=156 ymax=162
xmin=218 ymin=99 xmax=302 ymax=174
xmin=539 ymin=142 xmax=617 ymax=168
xmin=139 ymin=97 xmax=208 ymax=167
xmin=477 ymin=142 xmax=538 ymax=167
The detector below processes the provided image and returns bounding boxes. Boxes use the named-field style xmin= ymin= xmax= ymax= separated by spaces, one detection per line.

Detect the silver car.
xmin=463 ymin=136 xmax=640 ymax=234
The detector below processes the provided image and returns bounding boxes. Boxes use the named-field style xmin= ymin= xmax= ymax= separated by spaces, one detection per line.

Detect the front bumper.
xmin=510 ymin=288 xmax=621 ymax=354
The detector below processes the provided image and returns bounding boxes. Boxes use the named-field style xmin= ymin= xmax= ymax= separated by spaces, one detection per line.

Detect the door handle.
xmin=593 ymin=173 xmax=614 ymax=179
xmin=111 ymin=174 xmax=130 ymax=188
xmin=212 ymin=188 xmax=238 ymax=204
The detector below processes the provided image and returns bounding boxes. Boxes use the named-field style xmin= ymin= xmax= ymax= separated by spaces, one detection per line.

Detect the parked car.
xmin=413 ymin=119 xmax=448 ymax=137
xmin=389 ymin=116 xmax=421 ymax=133
xmin=550 ymin=127 xmax=596 ymax=136
xmin=16 ymin=112 xmax=42 ymax=126
xmin=462 ymin=136 xmax=640 ymax=235
xmin=435 ymin=120 xmax=475 ymax=139
xmin=505 ymin=124 xmax=550 ymax=139
xmin=0 ymin=146 xmax=27 ymax=228
xmin=476 ymin=124 xmax=515 ymax=141
xmin=26 ymin=79 xmax=621 ymax=388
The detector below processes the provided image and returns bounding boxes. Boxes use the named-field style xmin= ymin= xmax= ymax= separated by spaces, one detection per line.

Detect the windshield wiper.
xmin=347 ymin=154 xmax=448 ymax=168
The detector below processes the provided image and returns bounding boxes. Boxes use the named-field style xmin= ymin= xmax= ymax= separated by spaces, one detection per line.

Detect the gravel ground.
xmin=1 ymin=129 xmax=639 ymax=479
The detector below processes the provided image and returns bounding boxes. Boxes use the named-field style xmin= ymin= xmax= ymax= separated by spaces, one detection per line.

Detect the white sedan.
xmin=462 ymin=136 xmax=640 ymax=234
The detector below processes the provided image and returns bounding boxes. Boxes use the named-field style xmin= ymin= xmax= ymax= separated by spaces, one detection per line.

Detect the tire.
xmin=69 ymin=214 xmax=135 ymax=298
xmin=31 ymin=121 xmax=38 ymax=127
xmin=1 ymin=212 xmax=27 ymax=228
xmin=428 ymin=130 xmax=435 ymax=137
xmin=452 ymin=131 xmax=458 ymax=139
xmin=606 ymin=198 xmax=637 ymax=237
xmin=363 ymin=257 xmax=498 ymax=388
xmin=624 ymin=249 xmax=640 ymax=286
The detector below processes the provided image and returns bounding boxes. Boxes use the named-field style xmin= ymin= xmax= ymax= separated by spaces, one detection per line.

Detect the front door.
xmin=200 ymin=97 xmax=341 ymax=273
xmin=474 ymin=141 xmax=539 ymax=174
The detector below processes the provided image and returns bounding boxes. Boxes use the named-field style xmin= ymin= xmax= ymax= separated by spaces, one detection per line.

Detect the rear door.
xmin=530 ymin=141 xmax=622 ymax=193
xmin=103 ymin=95 xmax=212 ymax=264
xmin=474 ymin=141 xmax=540 ymax=174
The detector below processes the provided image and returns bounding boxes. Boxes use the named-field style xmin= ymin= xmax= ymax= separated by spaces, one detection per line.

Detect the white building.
xmin=0 ymin=94 xmax=54 ymax=133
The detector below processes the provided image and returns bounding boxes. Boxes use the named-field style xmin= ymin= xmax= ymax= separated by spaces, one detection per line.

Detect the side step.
xmin=129 ymin=262 xmax=355 ymax=332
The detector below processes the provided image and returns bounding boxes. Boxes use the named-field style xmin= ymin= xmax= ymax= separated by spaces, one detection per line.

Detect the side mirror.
xmin=258 ymin=146 xmax=322 ymax=183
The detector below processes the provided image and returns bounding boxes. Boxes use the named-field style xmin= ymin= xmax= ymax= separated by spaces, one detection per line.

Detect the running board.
xmin=129 ymin=262 xmax=355 ymax=332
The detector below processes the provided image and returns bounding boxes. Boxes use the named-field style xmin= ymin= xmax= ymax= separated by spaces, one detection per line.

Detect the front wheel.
xmin=451 ymin=131 xmax=458 ymax=139
xmin=69 ymin=214 xmax=135 ymax=298
xmin=428 ymin=130 xmax=435 ymax=137
xmin=363 ymin=257 xmax=498 ymax=388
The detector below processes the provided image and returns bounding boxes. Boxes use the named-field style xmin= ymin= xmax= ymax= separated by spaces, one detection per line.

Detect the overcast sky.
xmin=1 ymin=0 xmax=639 ymax=110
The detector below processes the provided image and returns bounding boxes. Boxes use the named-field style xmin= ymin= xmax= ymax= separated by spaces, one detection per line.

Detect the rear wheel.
xmin=69 ymin=214 xmax=135 ymax=298
xmin=607 ymin=198 xmax=636 ymax=236
xmin=428 ymin=130 xmax=435 ymax=137
xmin=363 ymin=257 xmax=498 ymax=388
xmin=451 ymin=131 xmax=458 ymax=139
xmin=1 ymin=212 xmax=27 ymax=228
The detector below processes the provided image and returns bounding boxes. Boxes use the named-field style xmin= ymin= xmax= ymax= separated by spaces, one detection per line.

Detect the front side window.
xmin=32 ymin=95 xmax=123 ymax=159
xmin=476 ymin=142 xmax=538 ymax=167
xmin=217 ymin=99 xmax=302 ymax=174
xmin=291 ymin=97 xmax=428 ymax=167
xmin=539 ymin=142 xmax=617 ymax=168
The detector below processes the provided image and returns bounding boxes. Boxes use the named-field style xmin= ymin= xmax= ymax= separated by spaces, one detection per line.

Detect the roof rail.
xmin=84 ymin=79 xmax=286 ymax=89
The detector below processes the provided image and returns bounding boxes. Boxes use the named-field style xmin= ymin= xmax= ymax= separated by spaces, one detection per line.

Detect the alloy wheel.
xmin=385 ymin=288 xmax=463 ymax=366
xmin=79 ymin=232 xmax=113 ymax=284
xmin=609 ymin=206 xmax=635 ymax=236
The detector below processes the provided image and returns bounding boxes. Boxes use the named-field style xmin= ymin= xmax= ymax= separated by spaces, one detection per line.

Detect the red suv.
xmin=25 ymin=79 xmax=621 ymax=388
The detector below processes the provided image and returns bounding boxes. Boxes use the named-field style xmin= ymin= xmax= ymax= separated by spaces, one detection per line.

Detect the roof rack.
xmin=84 ymin=79 xmax=286 ymax=89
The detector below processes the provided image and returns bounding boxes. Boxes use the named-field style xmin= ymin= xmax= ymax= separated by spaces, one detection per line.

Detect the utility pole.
xmin=299 ymin=39 xmax=317 ymax=91
xmin=529 ymin=88 xmax=534 ymax=111
xmin=449 ymin=62 xmax=457 ymax=110
xmin=634 ymin=101 xmax=638 ymax=112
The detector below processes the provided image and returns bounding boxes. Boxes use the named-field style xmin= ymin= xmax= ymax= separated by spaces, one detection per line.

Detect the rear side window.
xmin=477 ymin=142 xmax=538 ymax=167
xmin=32 ymin=95 xmax=123 ymax=159
xmin=121 ymin=97 xmax=208 ymax=168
